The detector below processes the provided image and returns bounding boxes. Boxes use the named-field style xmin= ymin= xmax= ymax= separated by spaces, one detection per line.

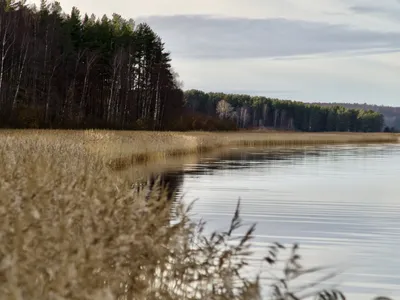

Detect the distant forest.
xmin=0 ymin=0 xmax=388 ymax=133
xmin=183 ymin=90 xmax=385 ymax=132
xmin=314 ymin=103 xmax=400 ymax=131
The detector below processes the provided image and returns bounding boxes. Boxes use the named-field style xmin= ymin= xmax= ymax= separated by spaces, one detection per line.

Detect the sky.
xmin=32 ymin=0 xmax=400 ymax=106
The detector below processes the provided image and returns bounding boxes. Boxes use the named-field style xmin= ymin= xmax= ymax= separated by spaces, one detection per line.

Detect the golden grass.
xmin=0 ymin=130 xmax=397 ymax=299
xmin=85 ymin=130 xmax=399 ymax=168
xmin=1 ymin=129 xmax=397 ymax=173
xmin=0 ymin=131 xmax=264 ymax=300
xmin=2 ymin=129 xmax=397 ymax=156
xmin=4 ymin=129 xmax=396 ymax=169
xmin=0 ymin=129 xmax=398 ymax=174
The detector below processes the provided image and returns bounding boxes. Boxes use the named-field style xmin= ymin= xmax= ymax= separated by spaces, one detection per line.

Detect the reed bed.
xmin=0 ymin=135 xmax=257 ymax=300
xmin=1 ymin=130 xmax=397 ymax=164
xmin=85 ymin=130 xmax=399 ymax=169
xmin=0 ymin=129 xmax=398 ymax=173
xmin=0 ymin=130 xmax=396 ymax=299
xmin=0 ymin=132 xmax=312 ymax=300
xmin=4 ymin=129 xmax=394 ymax=169
xmin=112 ymin=131 xmax=397 ymax=170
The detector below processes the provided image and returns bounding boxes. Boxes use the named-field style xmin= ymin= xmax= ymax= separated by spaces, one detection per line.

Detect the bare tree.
xmin=0 ymin=11 xmax=15 ymax=108
xmin=216 ymin=99 xmax=234 ymax=120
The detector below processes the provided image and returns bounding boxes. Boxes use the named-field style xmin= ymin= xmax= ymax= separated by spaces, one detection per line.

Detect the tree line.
xmin=184 ymin=90 xmax=385 ymax=132
xmin=314 ymin=102 xmax=400 ymax=131
xmin=0 ymin=0 xmax=184 ymax=130
xmin=0 ymin=0 xmax=386 ymax=133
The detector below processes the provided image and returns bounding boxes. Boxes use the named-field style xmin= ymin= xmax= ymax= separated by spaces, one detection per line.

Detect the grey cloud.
xmin=350 ymin=5 xmax=382 ymax=13
xmin=349 ymin=4 xmax=400 ymax=20
xmin=138 ymin=15 xmax=400 ymax=60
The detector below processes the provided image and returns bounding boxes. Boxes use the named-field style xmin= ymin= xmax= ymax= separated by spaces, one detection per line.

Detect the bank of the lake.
xmin=2 ymin=130 xmax=397 ymax=168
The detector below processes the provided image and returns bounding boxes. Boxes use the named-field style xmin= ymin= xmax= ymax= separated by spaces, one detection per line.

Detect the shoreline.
xmin=1 ymin=129 xmax=398 ymax=170
xmin=97 ymin=131 xmax=400 ymax=169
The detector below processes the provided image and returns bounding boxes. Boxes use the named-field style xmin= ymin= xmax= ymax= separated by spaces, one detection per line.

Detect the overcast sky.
xmin=32 ymin=0 xmax=400 ymax=105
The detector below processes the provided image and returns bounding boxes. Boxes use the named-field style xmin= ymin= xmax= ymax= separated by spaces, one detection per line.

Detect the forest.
xmin=0 ymin=0 xmax=184 ymax=130
xmin=184 ymin=90 xmax=385 ymax=132
xmin=314 ymin=102 xmax=400 ymax=131
xmin=0 ymin=0 xmax=386 ymax=133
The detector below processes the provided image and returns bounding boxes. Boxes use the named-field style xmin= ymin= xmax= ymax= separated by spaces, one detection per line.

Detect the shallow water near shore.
xmin=167 ymin=143 xmax=400 ymax=299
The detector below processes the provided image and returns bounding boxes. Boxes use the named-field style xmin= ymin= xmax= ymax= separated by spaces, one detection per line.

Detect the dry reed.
xmin=0 ymin=134 xmax=259 ymax=300
xmin=4 ymin=129 xmax=395 ymax=169
xmin=0 ymin=130 xmax=396 ymax=300
xmin=90 ymin=130 xmax=399 ymax=170
xmin=2 ymin=130 xmax=397 ymax=164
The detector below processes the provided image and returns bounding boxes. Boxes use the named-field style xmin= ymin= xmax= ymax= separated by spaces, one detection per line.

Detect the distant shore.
xmin=1 ymin=130 xmax=398 ymax=170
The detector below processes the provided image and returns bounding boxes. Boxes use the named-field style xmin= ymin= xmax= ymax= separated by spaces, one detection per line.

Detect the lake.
xmin=170 ymin=143 xmax=400 ymax=300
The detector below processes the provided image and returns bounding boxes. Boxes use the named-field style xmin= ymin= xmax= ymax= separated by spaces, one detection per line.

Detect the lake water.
xmin=171 ymin=143 xmax=400 ymax=300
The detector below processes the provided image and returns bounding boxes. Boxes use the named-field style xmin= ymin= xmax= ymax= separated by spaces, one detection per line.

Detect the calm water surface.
xmin=172 ymin=143 xmax=400 ymax=300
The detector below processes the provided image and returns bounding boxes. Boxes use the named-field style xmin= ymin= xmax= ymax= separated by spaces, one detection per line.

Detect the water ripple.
xmin=177 ymin=144 xmax=400 ymax=300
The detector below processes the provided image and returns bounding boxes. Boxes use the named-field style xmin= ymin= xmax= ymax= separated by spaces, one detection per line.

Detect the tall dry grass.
xmin=1 ymin=129 xmax=398 ymax=173
xmin=2 ymin=130 xmax=397 ymax=165
xmin=5 ymin=130 xmax=394 ymax=167
xmin=0 ymin=134 xmax=257 ymax=300
xmin=0 ymin=130 xmax=396 ymax=299
xmin=87 ymin=130 xmax=399 ymax=170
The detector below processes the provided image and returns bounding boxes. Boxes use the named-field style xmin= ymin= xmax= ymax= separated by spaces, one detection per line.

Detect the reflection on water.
xmin=167 ymin=143 xmax=400 ymax=300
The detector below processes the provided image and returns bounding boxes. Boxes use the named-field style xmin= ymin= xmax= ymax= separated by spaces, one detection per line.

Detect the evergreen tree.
xmin=0 ymin=0 xmax=184 ymax=130
xmin=184 ymin=90 xmax=385 ymax=132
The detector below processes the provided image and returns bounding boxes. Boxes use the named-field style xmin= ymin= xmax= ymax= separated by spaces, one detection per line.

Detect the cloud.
xmin=170 ymin=50 xmax=400 ymax=105
xmin=350 ymin=6 xmax=385 ymax=14
xmin=140 ymin=15 xmax=400 ymax=60
xmin=350 ymin=6 xmax=400 ymax=19
xmin=348 ymin=2 xmax=400 ymax=21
